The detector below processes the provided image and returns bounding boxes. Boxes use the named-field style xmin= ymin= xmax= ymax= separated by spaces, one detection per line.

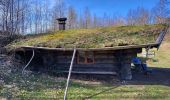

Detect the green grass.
xmin=7 ymin=24 xmax=167 ymax=50
xmin=1 ymin=76 xmax=170 ymax=100
xmin=148 ymin=49 xmax=170 ymax=68
xmin=148 ymin=41 xmax=170 ymax=68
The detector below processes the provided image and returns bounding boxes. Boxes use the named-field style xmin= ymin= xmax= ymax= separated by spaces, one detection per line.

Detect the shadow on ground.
xmin=130 ymin=67 xmax=170 ymax=86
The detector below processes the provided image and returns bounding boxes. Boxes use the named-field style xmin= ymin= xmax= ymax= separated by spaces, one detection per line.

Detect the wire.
xmin=22 ymin=50 xmax=35 ymax=75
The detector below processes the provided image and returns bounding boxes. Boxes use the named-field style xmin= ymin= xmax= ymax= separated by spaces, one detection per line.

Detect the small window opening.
xmin=77 ymin=51 xmax=94 ymax=64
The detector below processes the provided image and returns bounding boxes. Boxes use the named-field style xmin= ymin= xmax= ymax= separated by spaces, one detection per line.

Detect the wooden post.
xmin=64 ymin=48 xmax=76 ymax=100
xmin=120 ymin=63 xmax=132 ymax=80
xmin=116 ymin=51 xmax=132 ymax=80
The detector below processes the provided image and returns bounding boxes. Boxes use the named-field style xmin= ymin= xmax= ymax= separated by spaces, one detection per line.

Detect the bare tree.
xmin=153 ymin=0 xmax=170 ymax=23
xmin=127 ymin=9 xmax=136 ymax=25
xmin=102 ymin=13 xmax=108 ymax=27
xmin=53 ymin=0 xmax=66 ymax=18
xmin=84 ymin=7 xmax=91 ymax=28
xmin=127 ymin=7 xmax=150 ymax=25
xmin=92 ymin=14 xmax=97 ymax=28
xmin=1 ymin=0 xmax=11 ymax=32
xmin=136 ymin=7 xmax=150 ymax=25
xmin=0 ymin=0 xmax=68 ymax=34
xmin=113 ymin=16 xmax=126 ymax=26
xmin=78 ymin=14 xmax=85 ymax=28
xmin=0 ymin=0 xmax=31 ymax=34
xmin=44 ymin=0 xmax=50 ymax=32
xmin=51 ymin=0 xmax=66 ymax=31
xmin=67 ymin=6 xmax=77 ymax=29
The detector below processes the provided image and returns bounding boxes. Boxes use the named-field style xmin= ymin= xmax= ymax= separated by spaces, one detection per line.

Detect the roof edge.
xmin=15 ymin=43 xmax=159 ymax=51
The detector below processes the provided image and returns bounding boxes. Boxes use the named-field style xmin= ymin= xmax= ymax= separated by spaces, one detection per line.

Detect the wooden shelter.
xmin=13 ymin=25 xmax=169 ymax=80
xmin=15 ymin=44 xmax=163 ymax=80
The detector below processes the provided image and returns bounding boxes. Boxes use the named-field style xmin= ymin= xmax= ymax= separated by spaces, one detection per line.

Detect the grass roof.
xmin=7 ymin=24 xmax=168 ymax=49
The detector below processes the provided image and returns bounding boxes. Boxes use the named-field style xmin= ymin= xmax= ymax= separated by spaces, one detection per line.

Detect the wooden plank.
xmin=94 ymin=49 xmax=141 ymax=55
xmin=53 ymin=64 xmax=118 ymax=68
xmin=56 ymin=58 xmax=74 ymax=63
xmin=94 ymin=54 xmax=116 ymax=59
xmin=156 ymin=27 xmax=169 ymax=45
xmin=17 ymin=43 xmax=159 ymax=52
xmin=56 ymin=56 xmax=73 ymax=59
xmin=95 ymin=58 xmax=117 ymax=64
xmin=61 ymin=71 xmax=117 ymax=75
xmin=55 ymin=66 xmax=115 ymax=70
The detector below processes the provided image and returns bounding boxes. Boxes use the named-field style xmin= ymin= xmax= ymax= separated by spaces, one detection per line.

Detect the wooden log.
xmin=61 ymin=71 xmax=117 ymax=75
xmin=15 ymin=46 xmax=144 ymax=79
xmin=18 ymin=43 xmax=159 ymax=52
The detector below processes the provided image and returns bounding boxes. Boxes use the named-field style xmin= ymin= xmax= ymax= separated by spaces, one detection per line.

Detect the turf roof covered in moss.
xmin=8 ymin=24 xmax=168 ymax=49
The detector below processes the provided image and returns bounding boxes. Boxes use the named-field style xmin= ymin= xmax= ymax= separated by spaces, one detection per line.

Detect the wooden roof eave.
xmin=15 ymin=43 xmax=159 ymax=52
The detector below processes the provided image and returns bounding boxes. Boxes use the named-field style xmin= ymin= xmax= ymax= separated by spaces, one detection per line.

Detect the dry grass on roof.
xmin=7 ymin=24 xmax=168 ymax=50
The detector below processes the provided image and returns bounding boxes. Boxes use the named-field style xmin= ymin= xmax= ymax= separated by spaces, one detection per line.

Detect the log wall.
xmin=15 ymin=48 xmax=142 ymax=80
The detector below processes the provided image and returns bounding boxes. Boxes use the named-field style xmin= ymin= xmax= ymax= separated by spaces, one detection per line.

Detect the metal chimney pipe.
xmin=56 ymin=18 xmax=67 ymax=30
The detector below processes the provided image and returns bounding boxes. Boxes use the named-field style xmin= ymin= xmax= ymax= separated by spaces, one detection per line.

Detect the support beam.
xmin=22 ymin=50 xmax=35 ymax=74
xmin=120 ymin=63 xmax=132 ymax=80
xmin=116 ymin=51 xmax=133 ymax=80
xmin=64 ymin=48 xmax=76 ymax=100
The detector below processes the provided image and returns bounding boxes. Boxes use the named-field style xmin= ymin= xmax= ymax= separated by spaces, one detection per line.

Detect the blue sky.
xmin=64 ymin=0 xmax=160 ymax=17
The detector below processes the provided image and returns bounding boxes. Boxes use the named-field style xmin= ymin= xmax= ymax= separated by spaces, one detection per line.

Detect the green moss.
xmin=7 ymin=24 xmax=168 ymax=49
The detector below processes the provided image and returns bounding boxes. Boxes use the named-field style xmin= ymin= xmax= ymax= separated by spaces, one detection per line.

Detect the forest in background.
xmin=0 ymin=0 xmax=169 ymax=35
